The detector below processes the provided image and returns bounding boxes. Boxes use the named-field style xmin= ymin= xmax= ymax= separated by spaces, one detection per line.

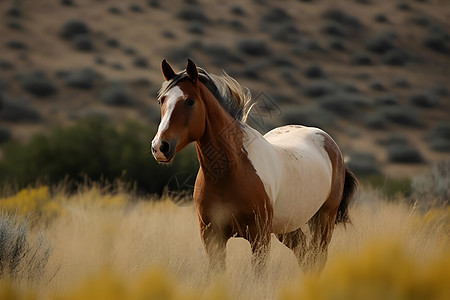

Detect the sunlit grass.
xmin=0 ymin=186 xmax=448 ymax=300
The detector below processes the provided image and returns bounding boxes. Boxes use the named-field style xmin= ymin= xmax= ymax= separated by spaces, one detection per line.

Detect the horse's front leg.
xmin=200 ymin=221 xmax=227 ymax=273
xmin=247 ymin=218 xmax=272 ymax=275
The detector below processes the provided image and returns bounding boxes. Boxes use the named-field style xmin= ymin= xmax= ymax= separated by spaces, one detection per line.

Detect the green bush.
xmin=0 ymin=118 xmax=198 ymax=195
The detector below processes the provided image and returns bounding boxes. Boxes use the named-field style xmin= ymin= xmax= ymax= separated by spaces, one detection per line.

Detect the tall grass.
xmin=0 ymin=186 xmax=448 ymax=300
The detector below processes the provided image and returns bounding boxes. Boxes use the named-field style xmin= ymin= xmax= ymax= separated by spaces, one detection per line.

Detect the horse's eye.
xmin=158 ymin=96 xmax=166 ymax=106
xmin=185 ymin=98 xmax=195 ymax=107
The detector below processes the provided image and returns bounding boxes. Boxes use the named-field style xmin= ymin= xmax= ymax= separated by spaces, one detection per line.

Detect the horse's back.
xmin=263 ymin=125 xmax=335 ymax=233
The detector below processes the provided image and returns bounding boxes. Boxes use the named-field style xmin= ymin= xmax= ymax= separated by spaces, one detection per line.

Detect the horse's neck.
xmin=195 ymin=88 xmax=245 ymax=183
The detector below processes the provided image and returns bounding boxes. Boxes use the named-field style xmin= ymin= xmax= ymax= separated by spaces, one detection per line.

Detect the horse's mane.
xmin=158 ymin=68 xmax=253 ymax=122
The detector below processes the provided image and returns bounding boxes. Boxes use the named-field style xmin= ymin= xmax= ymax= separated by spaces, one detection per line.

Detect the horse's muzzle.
xmin=151 ymin=138 xmax=176 ymax=163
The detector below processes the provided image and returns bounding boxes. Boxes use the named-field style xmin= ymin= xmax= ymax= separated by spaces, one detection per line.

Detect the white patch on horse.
xmin=155 ymin=86 xmax=184 ymax=139
xmin=242 ymin=125 xmax=333 ymax=233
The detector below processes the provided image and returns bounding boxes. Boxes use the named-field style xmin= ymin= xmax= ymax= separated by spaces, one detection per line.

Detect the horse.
xmin=151 ymin=59 xmax=358 ymax=273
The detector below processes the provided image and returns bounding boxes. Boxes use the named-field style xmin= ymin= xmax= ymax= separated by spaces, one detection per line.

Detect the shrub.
xmin=365 ymin=113 xmax=388 ymax=130
xmin=237 ymin=39 xmax=271 ymax=56
xmin=322 ymin=8 xmax=361 ymax=28
xmin=129 ymin=4 xmax=143 ymax=12
xmin=123 ymin=47 xmax=136 ymax=55
xmin=147 ymin=0 xmax=160 ymax=8
xmin=6 ymin=20 xmax=23 ymax=30
xmin=352 ymin=52 xmax=373 ymax=65
xmin=201 ymin=43 xmax=243 ymax=65
xmin=387 ymin=144 xmax=425 ymax=163
xmin=162 ymin=30 xmax=175 ymax=39
xmin=6 ymin=39 xmax=27 ymax=50
xmin=302 ymin=81 xmax=337 ymax=98
xmin=412 ymin=160 xmax=450 ymax=205
xmin=318 ymin=93 xmax=370 ymax=116
xmin=21 ymin=72 xmax=57 ymax=97
xmin=72 ymin=34 xmax=94 ymax=51
xmin=64 ymin=68 xmax=98 ymax=90
xmin=0 ymin=60 xmax=14 ymax=70
xmin=0 ymin=214 xmax=51 ymax=279
xmin=374 ymin=14 xmax=389 ymax=23
xmin=321 ymin=21 xmax=347 ymax=37
xmin=230 ymin=5 xmax=245 ymax=16
xmin=262 ymin=7 xmax=291 ymax=23
xmin=381 ymin=106 xmax=421 ymax=127
xmin=409 ymin=92 xmax=439 ymax=108
xmin=272 ymin=23 xmax=300 ymax=43
xmin=108 ymin=6 xmax=122 ymax=15
xmin=373 ymin=94 xmax=398 ymax=106
xmin=111 ymin=62 xmax=124 ymax=70
xmin=329 ymin=38 xmax=346 ymax=51
xmin=94 ymin=56 xmax=106 ymax=65
xmin=427 ymin=122 xmax=450 ymax=152
xmin=60 ymin=20 xmax=90 ymax=40
xmin=347 ymin=152 xmax=381 ymax=176
xmin=397 ymin=2 xmax=412 ymax=11
xmin=392 ymin=77 xmax=410 ymax=88
xmin=303 ymin=64 xmax=326 ymax=79
xmin=60 ymin=0 xmax=75 ymax=6
xmin=105 ymin=38 xmax=120 ymax=48
xmin=0 ymin=118 xmax=198 ymax=194
xmin=366 ymin=31 xmax=397 ymax=54
xmin=383 ymin=49 xmax=408 ymax=66
xmin=0 ymin=126 xmax=11 ymax=144
xmin=370 ymin=81 xmax=386 ymax=91
xmin=187 ymin=21 xmax=204 ymax=34
xmin=5 ymin=5 xmax=21 ymax=17
xmin=133 ymin=57 xmax=149 ymax=68
xmin=423 ymin=26 xmax=449 ymax=54
xmin=0 ymin=100 xmax=41 ymax=122
xmin=100 ymin=82 xmax=134 ymax=106
xmin=177 ymin=7 xmax=209 ymax=23
xmin=377 ymin=133 xmax=410 ymax=147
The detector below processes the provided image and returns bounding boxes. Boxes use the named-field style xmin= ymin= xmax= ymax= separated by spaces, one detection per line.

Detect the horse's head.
xmin=151 ymin=59 xmax=206 ymax=163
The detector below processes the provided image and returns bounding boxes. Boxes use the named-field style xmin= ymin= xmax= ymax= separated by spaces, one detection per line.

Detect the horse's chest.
xmin=194 ymin=171 xmax=272 ymax=237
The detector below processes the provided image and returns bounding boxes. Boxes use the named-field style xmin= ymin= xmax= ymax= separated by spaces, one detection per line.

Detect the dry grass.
xmin=0 ymin=186 xmax=449 ymax=300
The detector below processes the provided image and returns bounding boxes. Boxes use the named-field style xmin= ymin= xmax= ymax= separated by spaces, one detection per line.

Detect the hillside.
xmin=0 ymin=0 xmax=449 ymax=180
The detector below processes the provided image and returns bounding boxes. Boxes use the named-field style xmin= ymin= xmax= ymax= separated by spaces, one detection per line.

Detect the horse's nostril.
xmin=160 ymin=140 xmax=170 ymax=155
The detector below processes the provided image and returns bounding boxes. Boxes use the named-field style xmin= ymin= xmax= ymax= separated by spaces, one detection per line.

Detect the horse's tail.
xmin=336 ymin=168 xmax=358 ymax=225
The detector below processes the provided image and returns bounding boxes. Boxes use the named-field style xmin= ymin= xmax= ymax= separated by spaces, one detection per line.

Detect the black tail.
xmin=336 ymin=168 xmax=358 ymax=224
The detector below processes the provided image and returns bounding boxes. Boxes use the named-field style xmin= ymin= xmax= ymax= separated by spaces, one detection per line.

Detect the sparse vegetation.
xmin=177 ymin=7 xmax=209 ymax=23
xmin=409 ymin=91 xmax=439 ymax=108
xmin=427 ymin=122 xmax=450 ymax=152
xmin=388 ymin=143 xmax=425 ymax=164
xmin=303 ymin=64 xmax=326 ymax=79
xmin=60 ymin=20 xmax=90 ymax=40
xmin=0 ymin=100 xmax=41 ymax=122
xmin=381 ymin=106 xmax=422 ymax=127
xmin=6 ymin=39 xmax=27 ymax=50
xmin=21 ymin=72 xmax=58 ymax=97
xmin=72 ymin=34 xmax=94 ymax=51
xmin=64 ymin=68 xmax=99 ymax=90
xmin=347 ymin=152 xmax=381 ymax=176
xmin=237 ymin=39 xmax=271 ymax=56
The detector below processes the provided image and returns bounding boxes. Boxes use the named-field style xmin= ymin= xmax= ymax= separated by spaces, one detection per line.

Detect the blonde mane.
xmin=158 ymin=68 xmax=253 ymax=122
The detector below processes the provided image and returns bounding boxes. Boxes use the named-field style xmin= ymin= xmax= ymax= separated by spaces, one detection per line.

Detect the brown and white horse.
xmin=151 ymin=59 xmax=357 ymax=273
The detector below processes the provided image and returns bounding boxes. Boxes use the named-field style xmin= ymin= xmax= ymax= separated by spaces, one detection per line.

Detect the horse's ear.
xmin=186 ymin=59 xmax=198 ymax=82
xmin=162 ymin=59 xmax=176 ymax=81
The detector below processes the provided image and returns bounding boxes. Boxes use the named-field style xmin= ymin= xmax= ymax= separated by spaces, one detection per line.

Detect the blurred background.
xmin=0 ymin=0 xmax=449 ymax=196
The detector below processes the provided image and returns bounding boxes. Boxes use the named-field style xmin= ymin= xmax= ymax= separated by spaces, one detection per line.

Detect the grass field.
xmin=0 ymin=185 xmax=449 ymax=300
